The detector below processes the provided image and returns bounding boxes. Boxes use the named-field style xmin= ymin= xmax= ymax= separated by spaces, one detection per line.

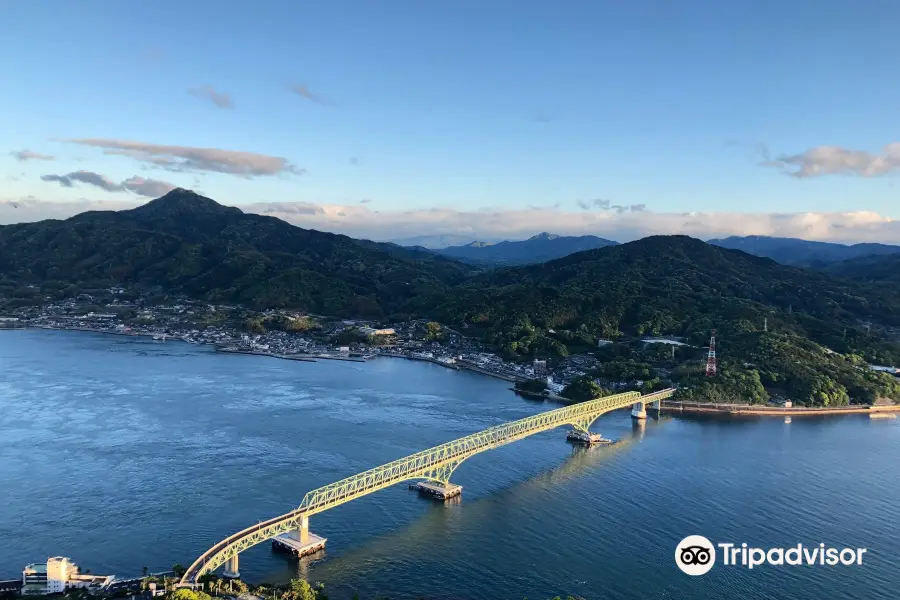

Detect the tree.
xmin=515 ymin=379 xmax=548 ymax=394
xmin=424 ymin=321 xmax=442 ymax=341
xmin=282 ymin=579 xmax=317 ymax=600
xmin=197 ymin=574 xmax=218 ymax=594
xmin=142 ymin=566 xmax=148 ymax=577
xmin=561 ymin=377 xmax=608 ymax=402
xmin=172 ymin=564 xmax=186 ymax=578
xmin=171 ymin=589 xmax=213 ymax=600
xmin=244 ymin=318 xmax=265 ymax=334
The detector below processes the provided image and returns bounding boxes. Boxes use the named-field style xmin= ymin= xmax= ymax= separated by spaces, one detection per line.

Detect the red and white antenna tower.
xmin=705 ymin=329 xmax=717 ymax=376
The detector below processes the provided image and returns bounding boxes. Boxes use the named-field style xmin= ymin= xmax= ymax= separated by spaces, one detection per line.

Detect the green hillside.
xmin=3 ymin=191 xmax=899 ymax=406
xmin=0 ymin=189 xmax=472 ymax=317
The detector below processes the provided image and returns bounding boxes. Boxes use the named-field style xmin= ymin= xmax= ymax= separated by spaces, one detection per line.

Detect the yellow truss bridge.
xmin=180 ymin=387 xmax=674 ymax=585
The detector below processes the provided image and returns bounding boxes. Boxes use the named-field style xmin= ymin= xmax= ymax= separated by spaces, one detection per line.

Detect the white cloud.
xmin=188 ymin=85 xmax=234 ymax=109
xmin=2 ymin=196 xmax=899 ymax=245
xmin=122 ymin=176 xmax=178 ymax=197
xmin=288 ymin=83 xmax=335 ymax=106
xmin=10 ymin=150 xmax=55 ymax=162
xmin=62 ymin=138 xmax=304 ymax=177
xmin=764 ymin=143 xmax=900 ymax=178
xmin=39 ymin=170 xmax=177 ymax=198
xmin=41 ymin=170 xmax=122 ymax=192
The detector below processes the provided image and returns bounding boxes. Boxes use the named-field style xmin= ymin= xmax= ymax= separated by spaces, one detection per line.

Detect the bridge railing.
xmin=180 ymin=388 xmax=675 ymax=584
xmin=295 ymin=390 xmax=645 ymax=514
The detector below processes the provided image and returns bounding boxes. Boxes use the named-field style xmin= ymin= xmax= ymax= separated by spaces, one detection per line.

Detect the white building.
xmin=545 ymin=377 xmax=565 ymax=394
xmin=22 ymin=557 xmax=113 ymax=595
xmin=359 ymin=326 xmax=396 ymax=336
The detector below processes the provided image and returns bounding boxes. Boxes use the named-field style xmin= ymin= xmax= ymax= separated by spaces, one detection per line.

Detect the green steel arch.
xmin=180 ymin=388 xmax=674 ymax=585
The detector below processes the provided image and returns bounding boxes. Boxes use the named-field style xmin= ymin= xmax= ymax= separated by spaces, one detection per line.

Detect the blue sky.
xmin=2 ymin=0 xmax=899 ymax=242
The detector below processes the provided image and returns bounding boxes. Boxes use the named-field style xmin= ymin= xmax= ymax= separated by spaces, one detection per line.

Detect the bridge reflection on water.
xmin=271 ymin=416 xmax=664 ymax=588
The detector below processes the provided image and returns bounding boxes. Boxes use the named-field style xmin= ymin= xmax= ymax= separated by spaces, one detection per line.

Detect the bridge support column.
xmin=410 ymin=480 xmax=463 ymax=500
xmin=223 ymin=555 xmax=240 ymax=579
xmin=631 ymin=401 xmax=647 ymax=420
xmin=272 ymin=515 xmax=327 ymax=558
xmin=299 ymin=514 xmax=309 ymax=543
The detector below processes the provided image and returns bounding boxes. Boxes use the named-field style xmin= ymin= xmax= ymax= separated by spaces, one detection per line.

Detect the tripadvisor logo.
xmin=675 ymin=536 xmax=868 ymax=576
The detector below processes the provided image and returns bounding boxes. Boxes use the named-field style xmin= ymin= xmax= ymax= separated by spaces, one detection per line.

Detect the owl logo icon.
xmin=676 ymin=535 xmax=716 ymax=575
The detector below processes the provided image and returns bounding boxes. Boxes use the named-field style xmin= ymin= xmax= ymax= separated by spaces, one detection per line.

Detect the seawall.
xmin=660 ymin=401 xmax=900 ymax=417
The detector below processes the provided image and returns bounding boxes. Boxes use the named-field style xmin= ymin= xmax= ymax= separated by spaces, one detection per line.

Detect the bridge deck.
xmin=180 ymin=388 xmax=674 ymax=584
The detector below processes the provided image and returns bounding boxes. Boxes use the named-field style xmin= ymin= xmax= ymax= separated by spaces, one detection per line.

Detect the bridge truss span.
xmin=180 ymin=387 xmax=675 ymax=585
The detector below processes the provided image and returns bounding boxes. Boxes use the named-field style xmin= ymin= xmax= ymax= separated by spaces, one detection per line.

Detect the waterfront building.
xmin=0 ymin=317 xmax=22 ymax=329
xmin=545 ymin=377 xmax=565 ymax=394
xmin=532 ymin=359 xmax=548 ymax=376
xmin=83 ymin=313 xmax=117 ymax=320
xmin=359 ymin=326 xmax=396 ymax=336
xmin=22 ymin=557 xmax=113 ymax=595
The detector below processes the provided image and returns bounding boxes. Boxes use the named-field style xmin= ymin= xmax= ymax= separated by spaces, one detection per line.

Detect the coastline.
xmin=660 ymin=401 xmax=900 ymax=417
xmin=378 ymin=352 xmax=527 ymax=383
xmin=456 ymin=360 xmax=522 ymax=382
xmin=510 ymin=387 xmax=573 ymax=404
xmin=17 ymin=326 xmax=524 ymax=383
xmin=16 ymin=327 xmax=898 ymax=416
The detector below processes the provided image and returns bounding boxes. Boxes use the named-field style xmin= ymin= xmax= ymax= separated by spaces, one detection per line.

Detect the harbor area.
xmin=566 ymin=429 xmax=613 ymax=446
xmin=271 ymin=532 xmax=327 ymax=558
xmin=409 ymin=481 xmax=463 ymax=500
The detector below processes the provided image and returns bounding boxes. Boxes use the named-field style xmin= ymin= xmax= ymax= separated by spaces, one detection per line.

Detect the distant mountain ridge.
xmin=708 ymin=235 xmax=900 ymax=268
xmin=388 ymin=234 xmax=488 ymax=249
xmin=823 ymin=253 xmax=900 ymax=283
xmin=426 ymin=232 xmax=619 ymax=265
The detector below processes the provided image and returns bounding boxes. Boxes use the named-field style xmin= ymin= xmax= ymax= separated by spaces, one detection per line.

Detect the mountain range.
xmin=2 ymin=189 xmax=899 ymax=405
xmin=424 ymin=232 xmax=619 ymax=265
xmin=824 ymin=253 xmax=900 ymax=284
xmin=709 ymin=235 xmax=900 ymax=268
xmin=388 ymin=234 xmax=486 ymax=249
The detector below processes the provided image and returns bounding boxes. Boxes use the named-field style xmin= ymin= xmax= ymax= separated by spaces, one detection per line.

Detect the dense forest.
xmin=2 ymin=189 xmax=899 ymax=406
xmin=0 ymin=189 xmax=470 ymax=317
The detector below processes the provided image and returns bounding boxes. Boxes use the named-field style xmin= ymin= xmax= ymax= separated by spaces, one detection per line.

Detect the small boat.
xmin=566 ymin=429 xmax=614 ymax=446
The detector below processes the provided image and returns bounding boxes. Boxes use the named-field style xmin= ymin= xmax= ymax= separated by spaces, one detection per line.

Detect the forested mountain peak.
xmin=0 ymin=190 xmax=471 ymax=316
xmin=125 ymin=188 xmax=243 ymax=220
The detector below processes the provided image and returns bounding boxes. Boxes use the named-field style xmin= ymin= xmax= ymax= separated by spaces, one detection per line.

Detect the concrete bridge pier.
xmin=409 ymin=480 xmax=463 ymax=500
xmin=272 ymin=514 xmax=327 ymax=558
xmin=631 ymin=401 xmax=647 ymax=419
xmin=298 ymin=514 xmax=309 ymax=543
xmin=222 ymin=555 xmax=240 ymax=579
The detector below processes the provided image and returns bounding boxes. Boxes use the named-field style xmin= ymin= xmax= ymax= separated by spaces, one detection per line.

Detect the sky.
xmin=2 ymin=0 xmax=900 ymax=244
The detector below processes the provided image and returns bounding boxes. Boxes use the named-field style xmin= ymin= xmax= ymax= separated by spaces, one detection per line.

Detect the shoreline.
xmin=18 ymin=326 xmax=524 ymax=383
xmin=456 ymin=361 xmax=522 ymax=382
xmin=660 ymin=401 xmax=900 ymax=417
xmin=18 ymin=327 xmax=898 ymax=416
xmin=510 ymin=388 xmax=573 ymax=405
